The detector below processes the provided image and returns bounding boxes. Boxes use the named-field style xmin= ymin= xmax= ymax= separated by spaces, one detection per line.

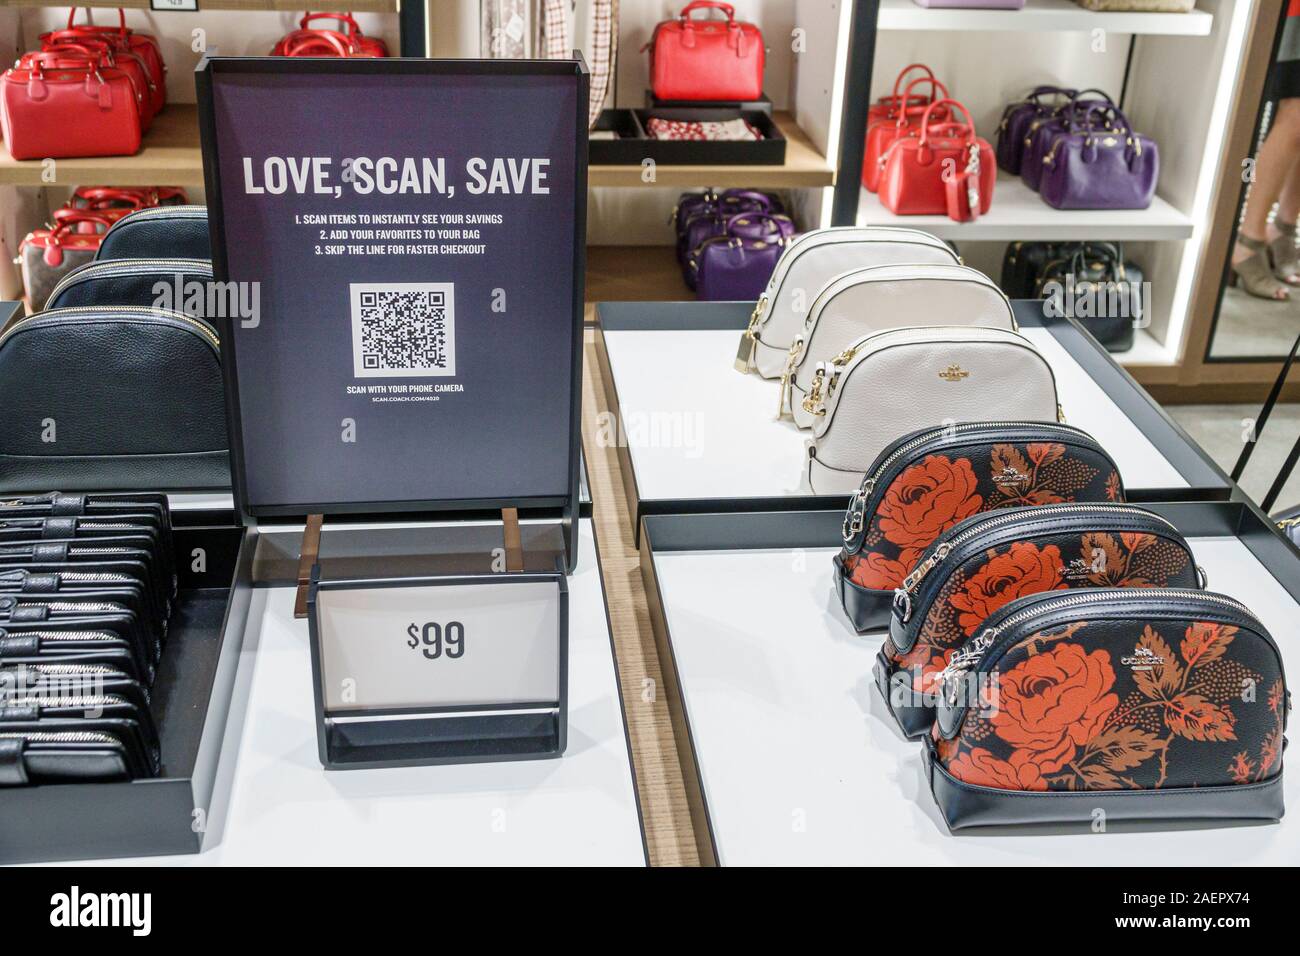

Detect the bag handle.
xmin=724 ymin=211 xmax=786 ymax=234
xmin=680 ymin=1 xmax=736 ymax=22
xmin=71 ymin=186 xmax=149 ymax=209
xmin=895 ymin=77 xmax=949 ymax=127
xmin=52 ymin=208 xmax=118 ymax=228
xmin=919 ymin=98 xmax=975 ymax=148
xmin=891 ymin=63 xmax=937 ymax=102
xmin=66 ymin=7 xmax=128 ymax=35
xmin=300 ymin=11 xmax=363 ymax=37
xmin=282 ymin=29 xmax=353 ymax=57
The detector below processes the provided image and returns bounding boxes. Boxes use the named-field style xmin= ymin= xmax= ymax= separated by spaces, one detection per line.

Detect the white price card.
xmin=315 ymin=579 xmax=562 ymax=712
xmin=151 ymin=0 xmax=198 ymax=10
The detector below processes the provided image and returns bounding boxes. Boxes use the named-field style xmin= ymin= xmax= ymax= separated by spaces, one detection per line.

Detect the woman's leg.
xmin=1234 ymin=98 xmax=1300 ymax=299
xmin=1273 ymin=140 xmax=1300 ymax=283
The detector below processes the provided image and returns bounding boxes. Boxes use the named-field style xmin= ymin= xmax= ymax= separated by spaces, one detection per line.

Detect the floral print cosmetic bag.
xmin=836 ymin=422 xmax=1124 ymax=634
xmin=876 ymin=502 xmax=1202 ymax=738
xmin=928 ymin=588 xmax=1287 ymax=828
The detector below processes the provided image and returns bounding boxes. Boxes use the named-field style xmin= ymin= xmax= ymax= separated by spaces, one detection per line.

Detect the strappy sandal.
xmin=1271 ymin=222 xmax=1300 ymax=286
xmin=1234 ymin=235 xmax=1290 ymax=301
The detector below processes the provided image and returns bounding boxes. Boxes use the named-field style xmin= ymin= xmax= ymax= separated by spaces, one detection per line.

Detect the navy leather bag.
xmin=95 ymin=206 xmax=210 ymax=261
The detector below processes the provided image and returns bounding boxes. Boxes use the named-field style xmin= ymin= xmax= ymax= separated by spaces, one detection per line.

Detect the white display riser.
xmin=598 ymin=302 xmax=1230 ymax=540
xmin=876 ymin=0 xmax=1215 ymax=36
xmin=40 ymin=519 xmax=646 ymax=867
xmin=644 ymin=509 xmax=1299 ymax=866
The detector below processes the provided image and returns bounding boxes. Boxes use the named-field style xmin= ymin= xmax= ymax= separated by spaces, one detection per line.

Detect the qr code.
xmin=349 ymin=282 xmax=456 ymax=378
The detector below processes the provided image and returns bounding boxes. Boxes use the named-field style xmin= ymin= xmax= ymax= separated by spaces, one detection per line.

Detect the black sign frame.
xmin=196 ymin=56 xmax=588 ymax=571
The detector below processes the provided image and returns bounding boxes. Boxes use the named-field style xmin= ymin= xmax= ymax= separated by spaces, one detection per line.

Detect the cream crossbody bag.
xmin=735 ymin=227 xmax=960 ymax=379
xmin=782 ymin=263 xmax=1017 ymax=429
xmin=804 ymin=326 xmax=1064 ymax=495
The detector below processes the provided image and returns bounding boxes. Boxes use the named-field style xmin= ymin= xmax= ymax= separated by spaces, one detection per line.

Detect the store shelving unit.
xmin=850 ymin=0 xmax=1252 ymax=378
xmin=857 ymin=172 xmax=1193 ymax=241
xmin=0 ymin=105 xmax=205 ymax=186
xmin=876 ymin=0 xmax=1212 ymax=35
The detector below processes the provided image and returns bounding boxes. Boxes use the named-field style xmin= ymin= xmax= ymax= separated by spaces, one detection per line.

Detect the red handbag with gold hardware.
xmin=862 ymin=76 xmax=950 ymax=192
xmin=40 ymin=8 xmax=165 ymax=116
xmin=271 ymin=12 xmax=389 ymax=57
xmin=0 ymin=55 xmax=143 ymax=160
xmin=878 ymin=98 xmax=995 ymax=221
xmin=646 ymin=2 xmax=764 ymax=102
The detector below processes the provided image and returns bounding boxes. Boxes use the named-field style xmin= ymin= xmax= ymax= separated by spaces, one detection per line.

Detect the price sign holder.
xmin=306 ymin=561 xmax=568 ymax=768
xmin=196 ymin=56 xmax=588 ymax=768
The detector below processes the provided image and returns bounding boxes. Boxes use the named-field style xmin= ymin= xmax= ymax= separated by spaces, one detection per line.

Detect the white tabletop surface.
xmin=653 ymin=536 xmax=1297 ymax=865
xmin=49 ymin=519 xmax=646 ymax=866
xmin=603 ymin=327 xmax=1188 ymax=502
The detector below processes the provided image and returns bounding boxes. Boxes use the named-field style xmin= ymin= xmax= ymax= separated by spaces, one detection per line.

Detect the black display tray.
xmin=645 ymin=89 xmax=773 ymax=113
xmin=0 ymin=522 xmax=252 ymax=864
xmin=588 ymin=109 xmax=786 ymax=166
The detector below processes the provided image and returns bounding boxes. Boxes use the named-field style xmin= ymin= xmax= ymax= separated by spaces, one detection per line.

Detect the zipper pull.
xmin=734 ymin=294 xmax=769 ymax=373
xmin=841 ymin=477 xmax=875 ymax=543
xmin=892 ymin=542 xmax=953 ymax=623
xmin=799 ymin=364 xmax=828 ymax=417
xmin=938 ymin=629 xmax=997 ymax=705
xmin=776 ymin=338 xmax=803 ymax=419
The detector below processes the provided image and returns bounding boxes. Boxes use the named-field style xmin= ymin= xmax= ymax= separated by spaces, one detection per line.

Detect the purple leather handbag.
xmin=1021 ymin=90 xmax=1113 ymax=192
xmin=674 ymin=188 xmax=783 ymax=270
xmin=693 ymin=212 xmax=794 ymax=301
xmin=996 ymin=85 xmax=1075 ymax=174
xmin=1039 ymin=103 xmax=1158 ymax=210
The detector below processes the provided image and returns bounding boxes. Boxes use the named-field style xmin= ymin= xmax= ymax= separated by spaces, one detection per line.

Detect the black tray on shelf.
xmin=588 ymin=109 xmax=786 ymax=166
xmin=644 ymin=89 xmax=773 ymax=114
xmin=0 ymin=521 xmax=252 ymax=864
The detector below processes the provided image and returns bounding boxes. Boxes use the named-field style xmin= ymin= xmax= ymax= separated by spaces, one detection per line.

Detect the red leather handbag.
xmin=41 ymin=8 xmax=165 ymax=116
xmin=867 ymin=64 xmax=940 ymax=127
xmin=271 ymin=12 xmax=389 ymax=57
xmin=861 ymin=76 xmax=949 ymax=192
xmin=0 ymin=56 xmax=143 ymax=160
xmin=34 ymin=39 xmax=156 ymax=127
xmin=646 ymin=2 xmax=765 ymax=102
xmin=878 ymin=99 xmax=995 ymax=221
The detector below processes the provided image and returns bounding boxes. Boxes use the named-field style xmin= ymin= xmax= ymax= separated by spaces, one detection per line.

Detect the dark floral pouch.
xmin=836 ymin=422 xmax=1123 ymax=633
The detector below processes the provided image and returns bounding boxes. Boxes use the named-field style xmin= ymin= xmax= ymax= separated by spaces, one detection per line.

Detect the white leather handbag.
xmin=735 ymin=226 xmax=960 ymax=379
xmin=804 ymin=326 xmax=1063 ymax=495
xmin=783 ymin=263 xmax=1016 ymax=429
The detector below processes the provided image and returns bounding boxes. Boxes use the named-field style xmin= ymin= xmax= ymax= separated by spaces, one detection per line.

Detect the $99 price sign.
xmin=406 ymin=621 xmax=466 ymax=660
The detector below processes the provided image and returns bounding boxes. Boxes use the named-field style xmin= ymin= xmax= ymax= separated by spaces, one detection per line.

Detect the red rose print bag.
xmin=929 ymin=589 xmax=1287 ymax=828
xmin=877 ymin=502 xmax=1203 ymax=738
xmin=836 ymin=422 xmax=1124 ymax=634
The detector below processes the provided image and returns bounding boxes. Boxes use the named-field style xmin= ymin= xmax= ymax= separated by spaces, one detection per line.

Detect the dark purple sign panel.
xmin=200 ymin=62 xmax=584 ymax=514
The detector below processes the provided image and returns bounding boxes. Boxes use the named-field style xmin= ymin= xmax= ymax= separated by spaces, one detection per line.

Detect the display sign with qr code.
xmin=198 ymin=59 xmax=586 ymax=516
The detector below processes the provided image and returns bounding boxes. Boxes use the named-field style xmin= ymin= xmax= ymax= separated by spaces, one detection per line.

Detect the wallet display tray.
xmin=53 ymin=519 xmax=648 ymax=865
xmin=596 ymin=300 xmax=1233 ymax=543
xmin=0 ymin=524 xmax=252 ymax=864
xmin=588 ymin=109 xmax=786 ymax=166
xmin=644 ymin=90 xmax=774 ymax=114
xmin=639 ymin=501 xmax=1300 ymax=866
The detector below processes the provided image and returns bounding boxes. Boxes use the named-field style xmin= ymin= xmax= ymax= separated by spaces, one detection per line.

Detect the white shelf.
xmin=877 ymin=0 xmax=1213 ymax=36
xmin=857 ymin=174 xmax=1194 ymax=241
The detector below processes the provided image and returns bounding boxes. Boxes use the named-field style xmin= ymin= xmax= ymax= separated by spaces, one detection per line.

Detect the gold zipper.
xmin=0 ymin=305 xmax=219 ymax=351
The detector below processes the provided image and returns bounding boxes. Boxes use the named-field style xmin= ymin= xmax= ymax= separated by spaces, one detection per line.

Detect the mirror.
xmin=1207 ymin=5 xmax=1300 ymax=360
